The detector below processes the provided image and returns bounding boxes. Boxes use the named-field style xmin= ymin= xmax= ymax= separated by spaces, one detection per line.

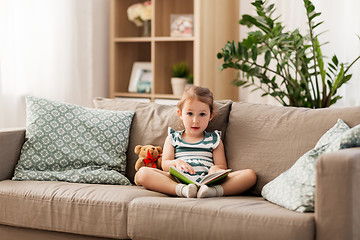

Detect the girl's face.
xmin=177 ymin=99 xmax=213 ymax=137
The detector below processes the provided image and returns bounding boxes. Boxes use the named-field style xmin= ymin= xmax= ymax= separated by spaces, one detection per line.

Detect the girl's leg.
xmin=198 ymin=169 xmax=256 ymax=198
xmin=136 ymin=167 xmax=197 ymax=197
xmin=221 ymin=169 xmax=257 ymax=196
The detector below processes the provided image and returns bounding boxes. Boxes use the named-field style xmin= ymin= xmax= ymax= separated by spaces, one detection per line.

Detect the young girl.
xmin=136 ymin=86 xmax=256 ymax=198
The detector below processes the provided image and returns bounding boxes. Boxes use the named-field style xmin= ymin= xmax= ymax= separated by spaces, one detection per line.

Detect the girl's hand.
xmin=208 ymin=165 xmax=224 ymax=175
xmin=174 ymin=160 xmax=195 ymax=174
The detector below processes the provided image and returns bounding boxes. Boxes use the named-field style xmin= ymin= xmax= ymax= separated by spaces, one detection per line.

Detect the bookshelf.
xmin=109 ymin=0 xmax=239 ymax=101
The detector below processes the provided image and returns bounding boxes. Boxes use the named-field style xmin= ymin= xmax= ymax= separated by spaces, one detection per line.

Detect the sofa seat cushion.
xmin=0 ymin=180 xmax=166 ymax=239
xmin=127 ymin=196 xmax=314 ymax=240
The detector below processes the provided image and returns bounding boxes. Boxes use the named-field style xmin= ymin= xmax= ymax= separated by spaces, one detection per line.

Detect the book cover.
xmin=169 ymin=166 xmax=231 ymax=187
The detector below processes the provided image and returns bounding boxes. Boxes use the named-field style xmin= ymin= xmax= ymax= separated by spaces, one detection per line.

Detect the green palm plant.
xmin=217 ymin=0 xmax=360 ymax=108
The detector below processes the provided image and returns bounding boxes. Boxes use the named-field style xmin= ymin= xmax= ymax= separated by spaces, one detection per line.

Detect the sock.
xmin=197 ymin=185 xmax=224 ymax=198
xmin=175 ymin=184 xmax=198 ymax=198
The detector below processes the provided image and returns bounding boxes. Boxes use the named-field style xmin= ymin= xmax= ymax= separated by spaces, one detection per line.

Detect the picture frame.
xmin=128 ymin=62 xmax=152 ymax=93
xmin=170 ymin=14 xmax=193 ymax=37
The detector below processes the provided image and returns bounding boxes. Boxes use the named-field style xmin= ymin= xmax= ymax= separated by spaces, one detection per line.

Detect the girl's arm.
xmin=209 ymin=140 xmax=228 ymax=174
xmin=161 ymin=136 xmax=195 ymax=174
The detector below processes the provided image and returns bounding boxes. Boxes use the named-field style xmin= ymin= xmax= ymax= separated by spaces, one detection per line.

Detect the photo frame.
xmin=128 ymin=62 xmax=152 ymax=93
xmin=170 ymin=14 xmax=193 ymax=37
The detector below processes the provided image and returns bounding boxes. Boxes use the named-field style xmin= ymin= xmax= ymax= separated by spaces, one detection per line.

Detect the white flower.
xmin=127 ymin=1 xmax=152 ymax=27
xmin=140 ymin=1 xmax=152 ymax=21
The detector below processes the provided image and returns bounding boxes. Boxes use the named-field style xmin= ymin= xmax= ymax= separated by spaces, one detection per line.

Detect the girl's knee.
xmin=135 ymin=167 xmax=152 ymax=185
xmin=245 ymin=169 xmax=257 ymax=184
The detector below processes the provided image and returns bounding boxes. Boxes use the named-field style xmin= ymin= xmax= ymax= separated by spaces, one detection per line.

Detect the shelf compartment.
xmin=112 ymin=42 xmax=151 ymax=93
xmin=154 ymin=41 xmax=193 ymax=95
xmin=113 ymin=0 xmax=151 ymax=38
xmin=154 ymin=0 xmax=194 ymax=37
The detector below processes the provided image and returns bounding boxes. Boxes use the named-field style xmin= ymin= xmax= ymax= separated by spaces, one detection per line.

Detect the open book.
xmin=169 ymin=166 xmax=231 ymax=187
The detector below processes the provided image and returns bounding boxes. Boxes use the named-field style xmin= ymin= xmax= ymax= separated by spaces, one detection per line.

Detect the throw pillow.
xmin=261 ymin=119 xmax=350 ymax=212
xmin=314 ymin=119 xmax=350 ymax=149
xmin=325 ymin=123 xmax=360 ymax=152
xmin=12 ymin=96 xmax=134 ymax=185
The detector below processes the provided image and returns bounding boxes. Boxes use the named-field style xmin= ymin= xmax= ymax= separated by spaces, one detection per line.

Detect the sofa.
xmin=1 ymin=97 xmax=360 ymax=240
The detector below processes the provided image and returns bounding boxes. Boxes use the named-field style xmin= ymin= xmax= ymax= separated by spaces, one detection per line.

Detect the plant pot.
xmin=171 ymin=77 xmax=187 ymax=96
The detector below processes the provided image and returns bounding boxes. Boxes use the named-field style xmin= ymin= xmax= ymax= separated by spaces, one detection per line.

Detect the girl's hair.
xmin=177 ymin=86 xmax=214 ymax=114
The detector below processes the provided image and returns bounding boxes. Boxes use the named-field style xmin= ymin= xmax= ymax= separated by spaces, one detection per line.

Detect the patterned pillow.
xmin=315 ymin=119 xmax=350 ymax=149
xmin=261 ymin=119 xmax=350 ymax=212
xmin=325 ymin=123 xmax=360 ymax=152
xmin=12 ymin=96 xmax=134 ymax=185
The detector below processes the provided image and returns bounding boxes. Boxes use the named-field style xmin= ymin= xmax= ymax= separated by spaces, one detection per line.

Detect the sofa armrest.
xmin=0 ymin=128 xmax=25 ymax=180
xmin=316 ymin=147 xmax=360 ymax=240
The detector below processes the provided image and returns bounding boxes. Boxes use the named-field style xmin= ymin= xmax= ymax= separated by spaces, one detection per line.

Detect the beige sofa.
xmin=1 ymin=98 xmax=360 ymax=240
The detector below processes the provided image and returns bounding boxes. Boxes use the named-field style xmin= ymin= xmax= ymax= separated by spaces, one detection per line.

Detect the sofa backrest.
xmin=93 ymin=98 xmax=232 ymax=182
xmin=225 ymin=102 xmax=360 ymax=195
xmin=0 ymin=128 xmax=26 ymax=180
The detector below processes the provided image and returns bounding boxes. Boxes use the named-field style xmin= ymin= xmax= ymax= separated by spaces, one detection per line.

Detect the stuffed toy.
xmin=134 ymin=145 xmax=162 ymax=186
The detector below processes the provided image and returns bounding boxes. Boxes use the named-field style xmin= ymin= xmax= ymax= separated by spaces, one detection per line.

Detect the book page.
xmin=169 ymin=166 xmax=200 ymax=187
xmin=199 ymin=169 xmax=231 ymax=185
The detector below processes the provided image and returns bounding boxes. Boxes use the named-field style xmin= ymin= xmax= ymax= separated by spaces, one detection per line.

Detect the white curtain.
xmin=239 ymin=0 xmax=360 ymax=107
xmin=0 ymin=0 xmax=109 ymax=128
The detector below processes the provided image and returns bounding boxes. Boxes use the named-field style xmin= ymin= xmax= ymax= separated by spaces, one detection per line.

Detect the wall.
xmin=237 ymin=0 xmax=360 ymax=107
xmin=0 ymin=0 xmax=110 ymax=128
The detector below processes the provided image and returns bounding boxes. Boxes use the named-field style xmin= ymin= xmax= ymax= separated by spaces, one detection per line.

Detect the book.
xmin=169 ymin=166 xmax=231 ymax=187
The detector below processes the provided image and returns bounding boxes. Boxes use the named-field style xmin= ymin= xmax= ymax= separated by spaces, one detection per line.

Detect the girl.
xmin=136 ymin=86 xmax=256 ymax=198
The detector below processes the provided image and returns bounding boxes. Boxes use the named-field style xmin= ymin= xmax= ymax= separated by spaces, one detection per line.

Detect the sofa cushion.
xmin=0 ymin=180 xmax=166 ymax=239
xmin=93 ymin=98 xmax=232 ymax=182
xmin=127 ymin=196 xmax=314 ymax=240
xmin=314 ymin=119 xmax=350 ymax=149
xmin=261 ymin=119 xmax=350 ymax=212
xmin=325 ymin=123 xmax=360 ymax=152
xmin=225 ymin=102 xmax=360 ymax=195
xmin=13 ymin=96 xmax=133 ymax=185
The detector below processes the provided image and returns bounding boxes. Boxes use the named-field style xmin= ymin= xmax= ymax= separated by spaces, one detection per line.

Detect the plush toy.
xmin=134 ymin=145 xmax=163 ymax=186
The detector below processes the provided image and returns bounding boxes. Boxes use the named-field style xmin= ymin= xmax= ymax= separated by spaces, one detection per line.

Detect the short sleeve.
xmin=168 ymin=127 xmax=175 ymax=136
xmin=213 ymin=130 xmax=221 ymax=149
xmin=168 ymin=127 xmax=176 ymax=147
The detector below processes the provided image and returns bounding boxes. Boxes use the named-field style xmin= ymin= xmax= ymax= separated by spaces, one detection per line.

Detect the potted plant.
xmin=217 ymin=0 xmax=360 ymax=108
xmin=171 ymin=62 xmax=190 ymax=96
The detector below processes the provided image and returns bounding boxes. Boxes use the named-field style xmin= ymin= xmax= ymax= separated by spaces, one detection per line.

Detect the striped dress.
xmin=168 ymin=127 xmax=221 ymax=183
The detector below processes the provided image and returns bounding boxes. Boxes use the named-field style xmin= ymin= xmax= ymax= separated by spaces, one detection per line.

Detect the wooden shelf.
xmin=114 ymin=37 xmax=152 ymax=42
xmin=109 ymin=0 xmax=239 ymax=101
xmin=114 ymin=37 xmax=195 ymax=42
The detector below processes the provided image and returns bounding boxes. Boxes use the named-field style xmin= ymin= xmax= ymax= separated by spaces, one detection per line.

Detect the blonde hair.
xmin=177 ymin=86 xmax=214 ymax=115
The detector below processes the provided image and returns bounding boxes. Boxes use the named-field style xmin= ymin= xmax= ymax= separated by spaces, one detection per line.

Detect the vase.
xmin=171 ymin=77 xmax=187 ymax=96
xmin=142 ymin=20 xmax=151 ymax=37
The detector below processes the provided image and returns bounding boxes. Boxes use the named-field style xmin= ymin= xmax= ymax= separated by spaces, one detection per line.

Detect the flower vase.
xmin=143 ymin=20 xmax=151 ymax=37
xmin=171 ymin=77 xmax=187 ymax=96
